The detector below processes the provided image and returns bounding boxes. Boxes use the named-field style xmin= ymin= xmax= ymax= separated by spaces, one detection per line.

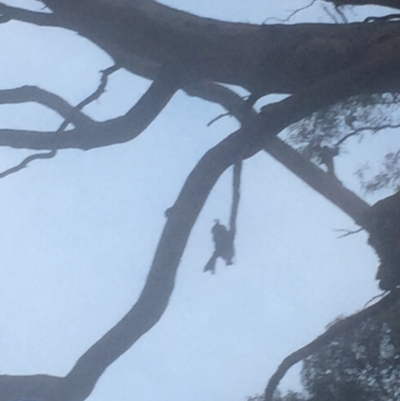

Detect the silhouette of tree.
xmin=0 ymin=1 xmax=400 ymax=401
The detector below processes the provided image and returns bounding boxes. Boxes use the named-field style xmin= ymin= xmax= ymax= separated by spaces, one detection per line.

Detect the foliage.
xmin=285 ymin=93 xmax=400 ymax=187
xmin=300 ymin=301 xmax=400 ymax=401
xmin=357 ymin=150 xmax=400 ymax=193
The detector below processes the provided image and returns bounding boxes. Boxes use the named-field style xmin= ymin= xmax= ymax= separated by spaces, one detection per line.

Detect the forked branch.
xmin=0 ymin=65 xmax=120 ymax=179
xmin=0 ymin=66 xmax=182 ymax=151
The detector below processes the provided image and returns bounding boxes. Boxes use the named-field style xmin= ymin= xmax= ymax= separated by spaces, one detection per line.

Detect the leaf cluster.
xmin=300 ymin=301 xmax=400 ymax=401
xmin=286 ymin=93 xmax=400 ymax=191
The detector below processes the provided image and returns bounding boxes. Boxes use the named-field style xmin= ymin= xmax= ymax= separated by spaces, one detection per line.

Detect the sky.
xmin=0 ymin=1 xmax=398 ymax=401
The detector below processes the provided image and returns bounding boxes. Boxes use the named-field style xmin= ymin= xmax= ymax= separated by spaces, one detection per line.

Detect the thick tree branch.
xmin=186 ymin=81 xmax=371 ymax=225
xmin=0 ymin=120 xmax=266 ymax=401
xmin=263 ymin=289 xmax=400 ymax=401
xmin=265 ymin=139 xmax=370 ymax=225
xmin=3 ymin=1 xmax=400 ymax=95
xmin=0 ymin=3 xmax=60 ymax=26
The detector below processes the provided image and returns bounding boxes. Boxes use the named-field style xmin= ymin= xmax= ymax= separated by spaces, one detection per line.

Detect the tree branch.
xmin=0 ymin=120 xmax=265 ymax=401
xmin=335 ymin=122 xmax=400 ymax=147
xmin=0 ymin=150 xmax=56 ymax=178
xmin=186 ymin=81 xmax=371 ymax=226
xmin=4 ymin=1 xmax=400 ymax=95
xmin=0 ymin=3 xmax=61 ymax=26
xmin=0 ymin=65 xmax=120 ymax=179
xmin=0 ymin=67 xmax=181 ymax=151
xmin=265 ymin=139 xmax=370 ymax=226
xmin=0 ymin=86 xmax=93 ymax=128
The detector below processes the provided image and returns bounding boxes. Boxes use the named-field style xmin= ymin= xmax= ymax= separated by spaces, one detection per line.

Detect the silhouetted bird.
xmin=204 ymin=220 xmax=234 ymax=274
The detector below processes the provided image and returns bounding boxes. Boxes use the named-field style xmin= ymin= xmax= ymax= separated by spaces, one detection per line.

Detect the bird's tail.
xmin=203 ymin=252 xmax=218 ymax=274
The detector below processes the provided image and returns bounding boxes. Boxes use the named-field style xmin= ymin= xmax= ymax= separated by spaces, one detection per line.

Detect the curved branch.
xmin=0 ymin=65 xmax=120 ymax=178
xmin=0 ymin=67 xmax=181 ymax=150
xmin=335 ymin=122 xmax=400 ymax=147
xmin=263 ymin=0 xmax=318 ymax=24
xmin=0 ymin=86 xmax=94 ymax=128
xmin=0 ymin=123 xmax=265 ymax=401
xmin=0 ymin=150 xmax=56 ymax=179
xmin=263 ymin=288 xmax=400 ymax=401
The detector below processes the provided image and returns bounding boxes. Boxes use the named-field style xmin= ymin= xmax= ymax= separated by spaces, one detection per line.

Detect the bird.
xmin=203 ymin=220 xmax=234 ymax=274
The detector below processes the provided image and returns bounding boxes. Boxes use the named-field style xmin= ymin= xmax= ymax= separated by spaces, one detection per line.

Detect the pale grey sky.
xmin=0 ymin=1 xmax=397 ymax=401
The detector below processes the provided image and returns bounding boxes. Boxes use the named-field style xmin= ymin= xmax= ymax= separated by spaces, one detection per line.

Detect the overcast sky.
xmin=0 ymin=1 xmax=398 ymax=401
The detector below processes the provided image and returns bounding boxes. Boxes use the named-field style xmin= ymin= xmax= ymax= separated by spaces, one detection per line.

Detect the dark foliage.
xmin=301 ymin=301 xmax=400 ymax=401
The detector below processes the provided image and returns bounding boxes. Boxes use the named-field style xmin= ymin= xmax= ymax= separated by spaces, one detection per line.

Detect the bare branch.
xmin=0 ymin=67 xmax=181 ymax=151
xmin=0 ymin=65 xmax=120 ymax=178
xmin=192 ymin=82 xmax=370 ymax=233
xmin=71 ymin=65 xmax=120 ymax=113
xmin=0 ymin=150 xmax=56 ymax=179
xmin=334 ymin=5 xmax=349 ymax=23
xmin=263 ymin=0 xmax=318 ymax=24
xmin=335 ymin=122 xmax=400 ymax=147
xmin=207 ymin=112 xmax=230 ymax=127
xmin=0 ymin=87 xmax=93 ymax=128
xmin=264 ymin=289 xmax=400 ymax=401
xmin=333 ymin=227 xmax=364 ymax=238
xmin=363 ymin=291 xmax=387 ymax=308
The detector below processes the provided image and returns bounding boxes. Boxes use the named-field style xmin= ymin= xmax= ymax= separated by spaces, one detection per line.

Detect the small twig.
xmin=0 ymin=150 xmax=56 ymax=178
xmin=263 ymin=0 xmax=318 ymax=23
xmin=335 ymin=122 xmax=400 ymax=147
xmin=333 ymin=227 xmax=364 ymax=238
xmin=207 ymin=112 xmax=230 ymax=127
xmin=75 ymin=64 xmax=120 ymax=111
xmin=207 ymin=93 xmax=257 ymax=127
xmin=363 ymin=291 xmax=388 ymax=308
xmin=0 ymin=64 xmax=120 ymax=179
xmin=334 ymin=5 xmax=348 ymax=23
xmin=322 ymin=3 xmax=339 ymax=23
